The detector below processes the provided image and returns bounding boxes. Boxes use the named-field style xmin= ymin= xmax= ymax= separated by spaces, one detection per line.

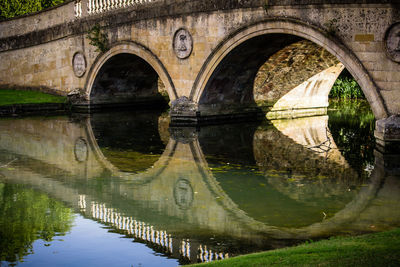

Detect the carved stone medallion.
xmin=385 ymin=23 xmax=400 ymax=63
xmin=173 ymin=28 xmax=193 ymax=59
xmin=72 ymin=52 xmax=87 ymax=77
xmin=74 ymin=137 xmax=88 ymax=162
xmin=173 ymin=179 xmax=194 ymax=209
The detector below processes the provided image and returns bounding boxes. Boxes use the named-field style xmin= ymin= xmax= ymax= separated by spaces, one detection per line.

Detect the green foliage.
xmin=0 ymin=89 xmax=66 ymax=106
xmin=0 ymin=183 xmax=74 ymax=263
xmin=41 ymin=0 xmax=65 ymax=9
xmin=87 ymin=24 xmax=109 ymax=53
xmin=0 ymin=0 xmax=41 ymax=19
xmin=0 ymin=0 xmax=65 ymax=20
xmin=193 ymin=228 xmax=400 ymax=267
xmin=330 ymin=70 xmax=365 ymax=99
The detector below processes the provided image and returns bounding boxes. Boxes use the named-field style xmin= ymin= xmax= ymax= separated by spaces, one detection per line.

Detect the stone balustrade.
xmin=74 ymin=0 xmax=157 ymax=17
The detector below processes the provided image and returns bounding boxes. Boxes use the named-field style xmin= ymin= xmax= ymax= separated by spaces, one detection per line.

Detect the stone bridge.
xmin=0 ymin=0 xmax=400 ymax=142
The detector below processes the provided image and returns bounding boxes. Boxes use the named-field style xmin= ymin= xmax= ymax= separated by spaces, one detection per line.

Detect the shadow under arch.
xmin=190 ymin=18 xmax=388 ymax=120
xmin=85 ymin=41 xmax=177 ymax=105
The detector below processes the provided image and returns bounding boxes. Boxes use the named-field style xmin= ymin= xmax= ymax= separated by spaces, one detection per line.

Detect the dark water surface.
xmin=0 ymin=101 xmax=399 ymax=266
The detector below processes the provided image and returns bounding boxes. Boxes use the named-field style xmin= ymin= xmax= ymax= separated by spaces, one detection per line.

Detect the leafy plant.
xmin=329 ymin=70 xmax=364 ymax=99
xmin=0 ymin=0 xmax=41 ymax=19
xmin=86 ymin=24 xmax=109 ymax=53
xmin=41 ymin=0 xmax=64 ymax=9
xmin=0 ymin=0 xmax=64 ymax=20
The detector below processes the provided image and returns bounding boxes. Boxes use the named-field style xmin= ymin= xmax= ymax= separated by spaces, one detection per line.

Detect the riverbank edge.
xmin=0 ymin=103 xmax=69 ymax=117
xmin=191 ymin=228 xmax=400 ymax=266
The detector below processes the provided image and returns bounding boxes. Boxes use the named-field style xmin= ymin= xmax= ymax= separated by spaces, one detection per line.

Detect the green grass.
xmin=0 ymin=89 xmax=66 ymax=106
xmin=192 ymin=228 xmax=400 ymax=266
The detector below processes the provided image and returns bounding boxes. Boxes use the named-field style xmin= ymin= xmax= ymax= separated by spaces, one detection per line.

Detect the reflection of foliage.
xmin=0 ymin=183 xmax=74 ymax=263
xmin=329 ymin=69 xmax=365 ymax=99
xmin=87 ymin=24 xmax=109 ymax=53
xmin=328 ymin=100 xmax=375 ymax=176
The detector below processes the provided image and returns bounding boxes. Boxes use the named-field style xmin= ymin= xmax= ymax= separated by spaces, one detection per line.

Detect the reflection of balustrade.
xmin=75 ymin=0 xmax=158 ymax=18
xmin=79 ymin=194 xmax=86 ymax=212
xmin=198 ymin=244 xmax=229 ymax=263
xmin=83 ymin=198 xmax=173 ymax=253
xmin=78 ymin=195 xmax=228 ymax=263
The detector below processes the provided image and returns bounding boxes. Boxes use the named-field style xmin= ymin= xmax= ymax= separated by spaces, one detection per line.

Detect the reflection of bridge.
xmin=0 ymin=1 xmax=399 ymax=142
xmin=0 ymin=114 xmax=399 ymax=262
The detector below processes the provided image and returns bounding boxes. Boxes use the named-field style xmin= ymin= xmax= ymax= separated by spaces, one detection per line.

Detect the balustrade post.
xmin=81 ymin=0 xmax=89 ymax=17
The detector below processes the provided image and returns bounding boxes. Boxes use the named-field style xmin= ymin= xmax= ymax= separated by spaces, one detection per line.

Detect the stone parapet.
xmin=0 ymin=0 xmax=76 ymax=39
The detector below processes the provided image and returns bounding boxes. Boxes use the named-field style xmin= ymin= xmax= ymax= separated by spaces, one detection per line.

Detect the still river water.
xmin=0 ymin=100 xmax=399 ymax=266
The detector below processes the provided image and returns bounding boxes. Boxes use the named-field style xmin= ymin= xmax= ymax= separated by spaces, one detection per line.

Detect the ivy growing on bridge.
xmin=87 ymin=24 xmax=109 ymax=53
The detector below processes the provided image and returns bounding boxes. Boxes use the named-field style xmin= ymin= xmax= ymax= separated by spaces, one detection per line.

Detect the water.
xmin=0 ymin=101 xmax=399 ymax=266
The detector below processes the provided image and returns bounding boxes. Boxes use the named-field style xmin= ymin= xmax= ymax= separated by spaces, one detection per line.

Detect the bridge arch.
xmin=85 ymin=41 xmax=177 ymax=104
xmin=191 ymin=18 xmax=388 ymax=120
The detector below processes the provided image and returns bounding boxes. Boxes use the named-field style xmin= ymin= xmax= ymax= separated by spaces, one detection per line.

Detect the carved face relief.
xmin=173 ymin=179 xmax=194 ymax=209
xmin=385 ymin=23 xmax=400 ymax=63
xmin=72 ymin=52 xmax=87 ymax=77
xmin=74 ymin=137 xmax=88 ymax=162
xmin=173 ymin=29 xmax=193 ymax=59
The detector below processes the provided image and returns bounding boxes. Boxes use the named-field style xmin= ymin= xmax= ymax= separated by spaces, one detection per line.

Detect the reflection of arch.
xmin=194 ymin=136 xmax=385 ymax=239
xmin=191 ymin=117 xmax=385 ymax=238
xmin=191 ymin=18 xmax=387 ymax=119
xmin=85 ymin=41 xmax=177 ymax=102
xmin=83 ymin=117 xmax=176 ymax=184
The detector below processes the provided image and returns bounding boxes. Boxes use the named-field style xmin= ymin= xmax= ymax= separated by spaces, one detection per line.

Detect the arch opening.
xmin=89 ymin=53 xmax=169 ymax=110
xmin=197 ymin=34 xmax=352 ymax=120
xmin=188 ymin=20 xmax=387 ymax=123
xmin=198 ymin=34 xmax=301 ymax=116
xmin=254 ymin=39 xmax=346 ymax=119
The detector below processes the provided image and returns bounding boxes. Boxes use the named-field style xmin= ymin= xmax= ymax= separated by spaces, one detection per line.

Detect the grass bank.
xmin=192 ymin=228 xmax=400 ymax=266
xmin=0 ymin=89 xmax=66 ymax=106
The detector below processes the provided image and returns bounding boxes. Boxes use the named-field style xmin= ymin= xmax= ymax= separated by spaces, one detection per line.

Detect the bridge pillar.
xmin=375 ymin=115 xmax=400 ymax=152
